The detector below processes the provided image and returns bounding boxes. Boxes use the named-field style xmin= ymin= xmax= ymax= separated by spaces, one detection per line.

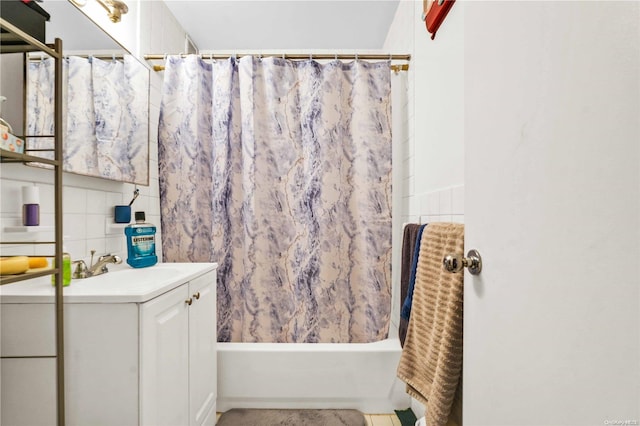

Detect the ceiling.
xmin=163 ymin=1 xmax=401 ymax=52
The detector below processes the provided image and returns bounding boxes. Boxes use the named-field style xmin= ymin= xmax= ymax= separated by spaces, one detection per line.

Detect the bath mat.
xmin=216 ymin=408 xmax=366 ymax=426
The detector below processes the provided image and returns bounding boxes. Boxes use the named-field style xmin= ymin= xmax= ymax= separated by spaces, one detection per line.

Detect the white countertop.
xmin=0 ymin=262 xmax=217 ymax=304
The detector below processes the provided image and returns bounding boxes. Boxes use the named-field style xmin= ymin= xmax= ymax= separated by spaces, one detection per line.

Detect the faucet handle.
xmin=98 ymin=253 xmax=112 ymax=262
xmin=72 ymin=260 xmax=89 ymax=279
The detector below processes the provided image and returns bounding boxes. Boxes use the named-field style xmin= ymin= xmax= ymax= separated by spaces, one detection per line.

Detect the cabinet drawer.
xmin=1 ymin=304 xmax=55 ymax=357
xmin=1 ymin=357 xmax=56 ymax=426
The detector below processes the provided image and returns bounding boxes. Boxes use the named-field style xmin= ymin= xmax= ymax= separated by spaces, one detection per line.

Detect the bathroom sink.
xmin=0 ymin=262 xmax=218 ymax=304
xmin=87 ymin=265 xmax=183 ymax=286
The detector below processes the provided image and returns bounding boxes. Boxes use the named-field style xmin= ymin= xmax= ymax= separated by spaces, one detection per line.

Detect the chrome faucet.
xmin=72 ymin=251 xmax=122 ymax=279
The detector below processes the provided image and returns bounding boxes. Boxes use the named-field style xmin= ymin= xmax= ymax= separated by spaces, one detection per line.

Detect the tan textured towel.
xmin=396 ymin=222 xmax=464 ymax=426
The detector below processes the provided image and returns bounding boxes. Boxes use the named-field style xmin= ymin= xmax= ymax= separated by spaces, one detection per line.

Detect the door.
xmin=188 ymin=271 xmax=217 ymax=426
xmin=463 ymin=2 xmax=639 ymax=425
xmin=140 ymin=285 xmax=190 ymax=426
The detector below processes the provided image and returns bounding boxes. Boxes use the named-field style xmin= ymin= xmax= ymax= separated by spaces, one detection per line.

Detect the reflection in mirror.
xmin=26 ymin=54 xmax=149 ymax=184
xmin=23 ymin=0 xmax=150 ymax=185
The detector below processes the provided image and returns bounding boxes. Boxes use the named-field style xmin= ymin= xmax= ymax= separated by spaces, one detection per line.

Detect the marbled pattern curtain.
xmin=26 ymin=56 xmax=149 ymax=183
xmin=158 ymin=55 xmax=392 ymax=343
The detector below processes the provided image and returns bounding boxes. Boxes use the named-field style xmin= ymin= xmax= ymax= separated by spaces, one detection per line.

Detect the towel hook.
xmin=443 ymin=249 xmax=482 ymax=275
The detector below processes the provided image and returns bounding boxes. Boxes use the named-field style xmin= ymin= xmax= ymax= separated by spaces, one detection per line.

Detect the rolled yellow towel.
xmin=0 ymin=256 xmax=30 ymax=275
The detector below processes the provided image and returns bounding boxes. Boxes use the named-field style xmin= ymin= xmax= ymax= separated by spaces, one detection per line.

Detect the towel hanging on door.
xmin=397 ymin=222 xmax=464 ymax=426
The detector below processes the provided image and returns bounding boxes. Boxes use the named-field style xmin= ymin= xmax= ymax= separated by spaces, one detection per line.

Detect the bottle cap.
xmin=22 ymin=185 xmax=39 ymax=204
xmin=135 ymin=211 xmax=146 ymax=222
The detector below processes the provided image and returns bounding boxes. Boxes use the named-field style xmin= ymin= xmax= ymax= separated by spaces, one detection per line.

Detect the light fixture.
xmin=68 ymin=0 xmax=128 ymax=23
xmin=96 ymin=0 xmax=128 ymax=23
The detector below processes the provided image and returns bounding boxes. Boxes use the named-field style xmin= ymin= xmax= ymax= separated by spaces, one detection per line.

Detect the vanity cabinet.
xmin=0 ymin=264 xmax=217 ymax=426
xmin=140 ymin=271 xmax=217 ymax=426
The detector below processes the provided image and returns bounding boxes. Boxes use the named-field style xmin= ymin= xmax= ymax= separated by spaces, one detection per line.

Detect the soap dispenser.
xmin=124 ymin=211 xmax=158 ymax=268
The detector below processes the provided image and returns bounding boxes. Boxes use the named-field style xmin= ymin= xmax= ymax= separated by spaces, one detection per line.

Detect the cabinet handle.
xmin=193 ymin=292 xmax=200 ymax=300
xmin=185 ymin=298 xmax=193 ymax=306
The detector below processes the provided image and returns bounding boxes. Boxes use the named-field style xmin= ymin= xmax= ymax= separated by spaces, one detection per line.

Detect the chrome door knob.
xmin=443 ymin=249 xmax=482 ymax=275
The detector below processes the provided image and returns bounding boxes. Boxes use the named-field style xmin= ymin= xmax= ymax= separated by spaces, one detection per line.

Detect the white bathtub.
xmin=216 ymin=337 xmax=410 ymax=413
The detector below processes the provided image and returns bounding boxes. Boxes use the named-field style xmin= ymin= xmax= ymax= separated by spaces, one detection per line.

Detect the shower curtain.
xmin=26 ymin=56 xmax=149 ymax=183
xmin=158 ymin=55 xmax=392 ymax=343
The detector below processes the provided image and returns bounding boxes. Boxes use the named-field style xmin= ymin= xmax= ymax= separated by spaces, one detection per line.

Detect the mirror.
xmin=24 ymin=0 xmax=149 ymax=185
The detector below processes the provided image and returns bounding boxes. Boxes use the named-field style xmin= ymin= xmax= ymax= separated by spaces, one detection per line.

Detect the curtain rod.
xmin=28 ymin=54 xmax=127 ymax=60
xmin=144 ymin=53 xmax=411 ymax=73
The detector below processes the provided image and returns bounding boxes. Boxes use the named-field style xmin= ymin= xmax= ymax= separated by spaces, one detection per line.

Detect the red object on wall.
xmin=424 ymin=0 xmax=456 ymax=40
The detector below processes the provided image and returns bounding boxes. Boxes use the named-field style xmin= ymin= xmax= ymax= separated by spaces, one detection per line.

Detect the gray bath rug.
xmin=216 ymin=408 xmax=366 ymax=426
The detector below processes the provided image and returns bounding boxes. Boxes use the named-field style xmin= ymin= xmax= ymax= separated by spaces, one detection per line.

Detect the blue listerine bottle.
xmin=124 ymin=211 xmax=158 ymax=268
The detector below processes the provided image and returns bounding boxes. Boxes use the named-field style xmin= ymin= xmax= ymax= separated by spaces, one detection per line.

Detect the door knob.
xmin=443 ymin=249 xmax=482 ymax=275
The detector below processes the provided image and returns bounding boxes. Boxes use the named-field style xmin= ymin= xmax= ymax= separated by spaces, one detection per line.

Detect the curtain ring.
xmin=112 ymin=53 xmax=116 ymax=62
xmin=310 ymin=53 xmax=313 ymax=61
xmin=355 ymin=53 xmax=358 ymax=61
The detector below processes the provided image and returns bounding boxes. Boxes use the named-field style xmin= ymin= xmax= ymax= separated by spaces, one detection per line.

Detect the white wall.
xmin=384 ymin=0 xmax=466 ymax=418
xmin=0 ymin=1 xmax=186 ymax=265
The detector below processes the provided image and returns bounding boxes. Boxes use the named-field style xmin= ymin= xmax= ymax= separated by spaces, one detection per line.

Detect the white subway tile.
xmin=1 ymin=245 xmax=33 ymax=256
xmin=1 ymin=180 xmax=23 ymax=214
xmin=439 ymin=188 xmax=452 ymax=215
xmin=85 ymin=238 xmax=107 ymax=257
xmin=34 ymin=244 xmax=53 ymax=257
xmin=86 ymin=189 xmax=107 ymax=215
xmin=427 ymin=191 xmax=440 ymax=215
xmin=106 ymin=192 xmax=124 ymax=216
xmin=451 ymin=215 xmax=465 ymax=224
xmin=0 ymin=214 xmax=20 ymax=228
xmin=64 ymin=213 xmax=87 ymax=241
xmin=63 ymin=187 xmax=87 ymax=214
xmin=401 ymin=157 xmax=412 ymax=180
xmin=39 ymin=212 xmax=54 ymax=227
xmin=452 ymin=185 xmax=464 ymax=214
xmin=407 ymin=195 xmax=418 ymax=217
xmin=149 ymin=178 xmax=160 ymax=198
xmin=106 ymin=236 xmax=125 ymax=256
xmin=38 ymin=184 xmax=55 ymax=214
xmin=65 ymin=239 xmax=86 ymax=261
xmin=441 ymin=214 xmax=453 ymax=223
xmin=85 ymin=214 xmax=105 ymax=240
xmin=425 ymin=215 xmax=439 ymax=223
xmin=419 ymin=192 xmax=429 ymax=216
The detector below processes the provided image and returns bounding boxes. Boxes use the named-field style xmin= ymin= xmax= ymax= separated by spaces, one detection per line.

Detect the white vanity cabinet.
xmin=0 ymin=263 xmax=217 ymax=426
xmin=140 ymin=271 xmax=217 ymax=426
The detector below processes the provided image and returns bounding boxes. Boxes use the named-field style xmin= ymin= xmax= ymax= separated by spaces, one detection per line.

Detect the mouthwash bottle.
xmin=125 ymin=211 xmax=158 ymax=268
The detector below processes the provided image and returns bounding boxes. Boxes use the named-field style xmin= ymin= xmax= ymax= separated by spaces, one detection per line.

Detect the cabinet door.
xmin=1 ymin=358 xmax=56 ymax=426
xmin=140 ymin=284 xmax=190 ymax=426
xmin=188 ymin=271 xmax=217 ymax=426
xmin=1 ymin=304 xmax=55 ymax=357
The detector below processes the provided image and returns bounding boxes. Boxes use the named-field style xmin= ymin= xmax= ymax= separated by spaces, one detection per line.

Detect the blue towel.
xmin=401 ymin=224 xmax=427 ymax=321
